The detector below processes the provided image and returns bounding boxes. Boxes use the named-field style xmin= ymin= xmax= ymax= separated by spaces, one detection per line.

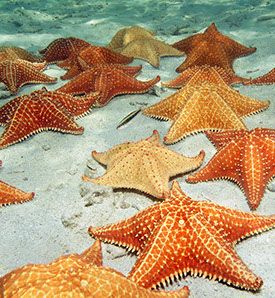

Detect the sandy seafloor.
xmin=0 ymin=0 xmax=274 ymax=297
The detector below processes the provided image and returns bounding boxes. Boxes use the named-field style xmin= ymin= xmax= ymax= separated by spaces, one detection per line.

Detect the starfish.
xmin=0 ymin=240 xmax=189 ymax=297
xmin=0 ymin=59 xmax=57 ymax=94
xmin=108 ymin=26 xmax=183 ymax=67
xmin=0 ymin=88 xmax=99 ymax=148
xmin=39 ymin=37 xmax=91 ymax=64
xmin=173 ymin=23 xmax=256 ymax=73
xmin=0 ymin=161 xmax=35 ymax=206
xmin=143 ymin=70 xmax=269 ymax=144
xmin=58 ymin=45 xmax=134 ymax=80
xmin=0 ymin=46 xmax=42 ymax=63
xmin=82 ymin=130 xmax=204 ymax=198
xmin=187 ymin=128 xmax=275 ymax=210
xmin=162 ymin=66 xmax=249 ymax=88
xmin=57 ymin=66 xmax=160 ymax=107
xmin=243 ymin=68 xmax=275 ymax=86
xmin=89 ymin=181 xmax=275 ymax=290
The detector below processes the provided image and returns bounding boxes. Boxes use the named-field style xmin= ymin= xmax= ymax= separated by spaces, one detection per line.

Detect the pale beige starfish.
xmin=108 ymin=26 xmax=183 ymax=67
xmin=82 ymin=130 xmax=204 ymax=198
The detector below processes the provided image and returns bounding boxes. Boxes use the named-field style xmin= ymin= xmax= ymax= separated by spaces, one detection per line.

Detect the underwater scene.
xmin=0 ymin=0 xmax=274 ymax=297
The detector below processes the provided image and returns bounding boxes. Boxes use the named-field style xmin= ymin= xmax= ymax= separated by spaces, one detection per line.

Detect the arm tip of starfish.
xmin=82 ymin=175 xmax=94 ymax=183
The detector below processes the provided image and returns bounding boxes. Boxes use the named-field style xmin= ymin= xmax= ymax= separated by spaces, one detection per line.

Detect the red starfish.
xmin=0 ymin=59 xmax=57 ymax=94
xmin=187 ymin=128 xmax=275 ymax=210
xmin=243 ymin=68 xmax=275 ymax=85
xmin=162 ymin=66 xmax=249 ymax=88
xmin=89 ymin=181 xmax=275 ymax=290
xmin=0 ymin=88 xmax=100 ymax=148
xmin=173 ymin=23 xmax=256 ymax=73
xmin=57 ymin=45 xmax=134 ymax=80
xmin=39 ymin=37 xmax=91 ymax=64
xmin=0 ymin=161 xmax=35 ymax=206
xmin=57 ymin=66 xmax=160 ymax=107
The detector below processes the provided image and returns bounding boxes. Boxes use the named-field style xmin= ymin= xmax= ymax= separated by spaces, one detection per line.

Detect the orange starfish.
xmin=0 ymin=59 xmax=57 ymax=94
xmin=143 ymin=70 xmax=269 ymax=144
xmin=0 ymin=161 xmax=35 ymax=206
xmin=0 ymin=88 xmax=100 ymax=148
xmin=82 ymin=130 xmax=205 ymax=198
xmin=173 ymin=23 xmax=256 ymax=73
xmin=243 ymin=68 xmax=275 ymax=85
xmin=89 ymin=181 xmax=275 ymax=291
xmin=58 ymin=45 xmax=134 ymax=80
xmin=0 ymin=240 xmax=189 ymax=297
xmin=57 ymin=66 xmax=160 ymax=107
xmin=39 ymin=37 xmax=91 ymax=64
xmin=187 ymin=128 xmax=275 ymax=210
xmin=0 ymin=46 xmax=42 ymax=63
xmin=162 ymin=66 xmax=248 ymax=88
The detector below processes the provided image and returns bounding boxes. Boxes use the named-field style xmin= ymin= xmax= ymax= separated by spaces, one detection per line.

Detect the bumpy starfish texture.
xmin=187 ymin=128 xmax=275 ymax=210
xmin=58 ymin=66 xmax=160 ymax=107
xmin=0 ymin=161 xmax=35 ymax=206
xmin=0 ymin=59 xmax=57 ymax=94
xmin=0 ymin=46 xmax=42 ymax=63
xmin=39 ymin=37 xmax=91 ymax=63
xmin=0 ymin=240 xmax=189 ymax=298
xmin=143 ymin=70 xmax=269 ymax=144
xmin=82 ymin=130 xmax=204 ymax=198
xmin=243 ymin=68 xmax=275 ymax=85
xmin=0 ymin=89 xmax=88 ymax=149
xmin=58 ymin=45 xmax=134 ymax=80
xmin=89 ymin=181 xmax=275 ymax=290
xmin=108 ymin=26 xmax=183 ymax=67
xmin=173 ymin=23 xmax=256 ymax=73
xmin=162 ymin=66 xmax=248 ymax=88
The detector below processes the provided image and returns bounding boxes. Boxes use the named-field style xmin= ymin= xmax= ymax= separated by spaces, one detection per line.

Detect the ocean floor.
xmin=0 ymin=1 xmax=274 ymax=297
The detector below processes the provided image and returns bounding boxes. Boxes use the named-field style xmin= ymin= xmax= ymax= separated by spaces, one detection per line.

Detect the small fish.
xmin=116 ymin=108 xmax=141 ymax=129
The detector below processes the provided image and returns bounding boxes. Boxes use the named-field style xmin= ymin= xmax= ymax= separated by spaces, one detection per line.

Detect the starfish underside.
xmin=173 ymin=23 xmax=256 ymax=73
xmin=143 ymin=71 xmax=269 ymax=144
xmin=187 ymin=128 xmax=275 ymax=210
xmin=0 ymin=240 xmax=189 ymax=298
xmin=82 ymin=130 xmax=205 ymax=198
xmin=243 ymin=68 xmax=275 ymax=85
xmin=0 ymin=89 xmax=89 ymax=149
xmin=57 ymin=66 xmax=160 ymax=107
xmin=0 ymin=59 xmax=57 ymax=94
xmin=89 ymin=181 xmax=275 ymax=290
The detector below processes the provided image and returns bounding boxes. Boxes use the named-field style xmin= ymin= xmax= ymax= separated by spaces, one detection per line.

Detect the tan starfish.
xmin=143 ymin=70 xmax=269 ymax=144
xmin=108 ymin=26 xmax=183 ymax=67
xmin=0 ymin=240 xmax=189 ymax=297
xmin=0 ymin=59 xmax=57 ymax=94
xmin=82 ymin=130 xmax=205 ymax=198
xmin=0 ymin=46 xmax=42 ymax=63
xmin=89 ymin=181 xmax=275 ymax=291
xmin=162 ymin=65 xmax=249 ymax=88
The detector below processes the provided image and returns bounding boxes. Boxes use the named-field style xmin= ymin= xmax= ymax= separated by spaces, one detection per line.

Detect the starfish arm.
xmin=156 ymin=147 xmax=205 ymax=177
xmin=80 ymin=240 xmax=103 ymax=266
xmin=88 ymin=203 xmax=163 ymax=253
xmin=94 ymin=71 xmax=160 ymax=107
xmin=187 ymin=140 xmax=243 ymax=183
xmin=143 ymin=87 xmax=192 ymax=121
xmin=164 ymin=90 xmax=246 ymax=144
xmin=241 ymin=136 xmax=275 ymax=209
xmin=108 ymin=28 xmax=127 ymax=50
xmin=0 ymin=98 xmax=83 ymax=149
xmin=120 ymin=40 xmax=161 ymax=67
xmin=0 ymin=180 xmax=34 ymax=206
xmin=162 ymin=68 xmax=200 ymax=88
xmin=60 ymin=63 xmax=83 ymax=80
xmin=198 ymin=201 xmax=275 ymax=244
xmin=0 ymin=96 xmax=23 ymax=126
xmin=253 ymin=128 xmax=275 ymax=140
xmin=243 ymin=68 xmax=275 ymax=85
xmin=215 ymin=85 xmax=270 ymax=117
